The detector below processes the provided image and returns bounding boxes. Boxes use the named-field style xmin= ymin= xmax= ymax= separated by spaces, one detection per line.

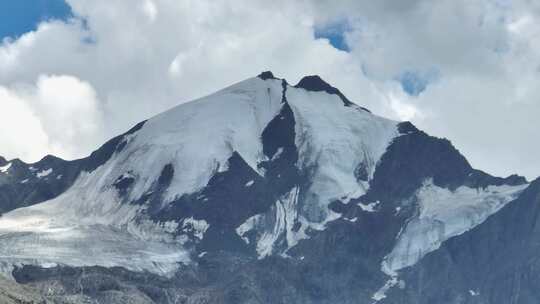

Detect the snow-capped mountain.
xmin=0 ymin=71 xmax=536 ymax=304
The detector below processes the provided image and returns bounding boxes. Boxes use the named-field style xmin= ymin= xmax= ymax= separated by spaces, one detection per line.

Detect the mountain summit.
xmin=0 ymin=72 xmax=536 ymax=304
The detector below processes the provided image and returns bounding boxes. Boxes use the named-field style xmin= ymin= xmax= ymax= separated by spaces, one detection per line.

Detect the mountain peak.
xmin=295 ymin=75 xmax=332 ymax=91
xmin=295 ymin=75 xmax=371 ymax=111
xmin=255 ymin=73 xmax=369 ymax=111
xmin=37 ymin=154 xmax=64 ymax=163
xmin=257 ymin=71 xmax=277 ymax=80
xmin=0 ymin=73 xmax=534 ymax=304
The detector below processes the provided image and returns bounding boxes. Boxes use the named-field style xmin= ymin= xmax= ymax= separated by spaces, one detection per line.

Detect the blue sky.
xmin=0 ymin=0 xmax=71 ymax=40
xmin=314 ymin=21 xmax=437 ymax=97
xmin=397 ymin=70 xmax=440 ymax=97
xmin=314 ymin=21 xmax=351 ymax=52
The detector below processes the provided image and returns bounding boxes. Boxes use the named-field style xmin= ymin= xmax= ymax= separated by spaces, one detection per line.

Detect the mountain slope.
xmin=0 ymin=71 xmax=534 ymax=303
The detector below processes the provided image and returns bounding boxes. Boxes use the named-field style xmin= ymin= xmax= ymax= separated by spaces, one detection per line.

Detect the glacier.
xmin=0 ymin=76 xmax=287 ymax=275
xmin=0 ymin=73 xmax=401 ymax=273
xmin=382 ymin=180 xmax=529 ymax=275
xmin=0 ymin=72 xmax=530 ymax=301
xmin=234 ymin=80 xmax=399 ymax=258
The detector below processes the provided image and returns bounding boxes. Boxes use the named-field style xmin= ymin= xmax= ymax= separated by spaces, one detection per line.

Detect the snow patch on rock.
xmin=382 ymin=180 xmax=528 ymax=274
xmin=36 ymin=168 xmax=53 ymax=178
xmin=0 ymin=163 xmax=11 ymax=173
xmin=358 ymin=201 xmax=380 ymax=212
xmin=236 ymin=187 xmax=306 ymax=258
xmin=469 ymin=289 xmax=480 ymax=296
xmin=372 ymin=276 xmax=399 ymax=302
xmin=181 ymin=217 xmax=209 ymax=240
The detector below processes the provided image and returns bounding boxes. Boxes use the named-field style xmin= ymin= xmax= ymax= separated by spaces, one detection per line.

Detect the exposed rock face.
xmin=0 ymin=275 xmax=46 ymax=304
xmin=0 ymin=73 xmax=535 ymax=303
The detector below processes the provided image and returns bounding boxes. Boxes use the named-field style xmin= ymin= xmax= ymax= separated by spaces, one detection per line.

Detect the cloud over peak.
xmin=0 ymin=0 xmax=538 ymax=179
xmin=0 ymin=74 xmax=103 ymax=161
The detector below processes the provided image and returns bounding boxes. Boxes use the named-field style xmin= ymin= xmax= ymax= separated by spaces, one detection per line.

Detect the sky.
xmin=0 ymin=0 xmax=538 ymax=180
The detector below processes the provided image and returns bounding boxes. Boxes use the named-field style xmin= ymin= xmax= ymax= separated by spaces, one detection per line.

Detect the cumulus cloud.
xmin=0 ymin=0 xmax=538 ymax=180
xmin=0 ymin=75 xmax=103 ymax=161
xmin=0 ymin=86 xmax=49 ymax=161
xmin=307 ymin=0 xmax=540 ymax=179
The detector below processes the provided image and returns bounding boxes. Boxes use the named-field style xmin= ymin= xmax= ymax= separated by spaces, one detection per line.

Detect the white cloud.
xmin=307 ymin=0 xmax=540 ymax=179
xmin=141 ymin=0 xmax=158 ymax=23
xmin=31 ymin=75 xmax=104 ymax=158
xmin=0 ymin=86 xmax=49 ymax=161
xmin=388 ymin=95 xmax=422 ymax=122
xmin=0 ymin=75 xmax=103 ymax=161
xmin=0 ymin=0 xmax=538 ymax=180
